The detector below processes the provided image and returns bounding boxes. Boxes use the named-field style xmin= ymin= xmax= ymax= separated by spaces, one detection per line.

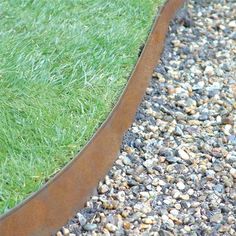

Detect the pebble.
xmin=228 ymin=215 xmax=235 ymax=224
xmin=77 ymin=213 xmax=87 ymax=226
xmin=98 ymin=184 xmax=109 ymax=194
xmin=193 ymin=81 xmax=205 ymax=90
xmin=56 ymin=232 xmax=63 ymax=236
xmin=204 ymin=65 xmax=214 ymax=76
xmin=123 ymin=221 xmax=131 ymax=230
xmin=229 ymin=168 xmax=236 ymax=178
xmin=177 ymin=149 xmax=190 ymax=161
xmin=210 ymin=213 xmax=223 ymax=223
xmin=142 ymin=217 xmax=155 ymax=224
xmin=175 ymin=204 xmax=181 ymax=210
xmin=174 ymin=125 xmax=184 ymax=136
xmin=117 ymin=191 xmax=126 ymax=202
xmin=214 ymin=184 xmax=224 ymax=193
xmin=176 ymin=182 xmax=185 ymax=190
xmin=62 ymin=228 xmax=69 ymax=236
xmin=165 ymin=156 xmax=179 ymax=163
xmin=180 ymin=194 xmax=189 ymax=200
xmin=226 ymin=153 xmax=236 ymax=163
xmin=184 ymin=225 xmax=191 ymax=232
xmin=206 ymin=170 xmax=215 ymax=180
xmin=122 ymin=156 xmax=132 ymax=166
xmin=83 ymin=224 xmax=97 ymax=231
xmin=229 ymin=20 xmax=236 ymax=28
xmin=187 ymin=189 xmax=194 ymax=195
xmin=105 ymin=223 xmax=117 ymax=233
xmin=159 ymin=230 xmax=175 ymax=236
xmin=143 ymin=159 xmax=154 ymax=169
xmin=170 ymin=209 xmax=179 ymax=216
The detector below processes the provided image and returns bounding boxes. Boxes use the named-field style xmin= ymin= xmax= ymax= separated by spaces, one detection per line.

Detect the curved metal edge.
xmin=0 ymin=1 xmax=185 ymax=235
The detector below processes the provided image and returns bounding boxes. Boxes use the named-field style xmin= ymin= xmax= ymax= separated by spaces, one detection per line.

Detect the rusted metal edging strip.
xmin=0 ymin=1 xmax=185 ymax=235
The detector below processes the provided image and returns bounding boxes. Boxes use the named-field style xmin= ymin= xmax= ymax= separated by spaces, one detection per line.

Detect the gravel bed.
xmin=56 ymin=0 xmax=236 ymax=235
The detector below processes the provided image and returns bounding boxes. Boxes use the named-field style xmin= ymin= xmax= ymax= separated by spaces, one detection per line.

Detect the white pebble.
xmin=105 ymin=223 xmax=117 ymax=233
xmin=204 ymin=65 xmax=214 ymax=76
xmin=170 ymin=209 xmax=179 ymax=216
xmin=178 ymin=149 xmax=190 ymax=160
xmin=117 ymin=191 xmax=126 ymax=202
xmin=230 ymin=168 xmax=236 ymax=178
xmin=177 ymin=181 xmax=186 ymax=190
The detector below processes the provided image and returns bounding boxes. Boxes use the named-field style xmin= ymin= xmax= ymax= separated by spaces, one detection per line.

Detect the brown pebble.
xmin=123 ymin=221 xmax=131 ymax=230
xmin=222 ymin=117 xmax=234 ymax=125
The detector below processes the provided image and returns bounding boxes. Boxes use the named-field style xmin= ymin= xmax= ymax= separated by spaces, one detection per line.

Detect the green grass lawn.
xmin=0 ymin=0 xmax=163 ymax=214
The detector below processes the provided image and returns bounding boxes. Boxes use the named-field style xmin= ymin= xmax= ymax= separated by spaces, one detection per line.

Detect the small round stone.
xmin=184 ymin=225 xmax=191 ymax=232
xmin=62 ymin=227 xmax=70 ymax=236
xmin=98 ymin=184 xmax=109 ymax=194
xmin=56 ymin=232 xmax=63 ymax=236
xmin=210 ymin=213 xmax=223 ymax=223
xmin=105 ymin=223 xmax=117 ymax=233
xmin=77 ymin=213 xmax=87 ymax=226
xmin=230 ymin=168 xmax=236 ymax=178
xmin=83 ymin=224 xmax=97 ymax=231
xmin=177 ymin=149 xmax=190 ymax=160
xmin=176 ymin=182 xmax=186 ymax=190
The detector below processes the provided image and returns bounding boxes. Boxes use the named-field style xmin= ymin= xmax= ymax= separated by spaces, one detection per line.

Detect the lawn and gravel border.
xmin=0 ymin=0 xmax=163 ymax=213
xmin=57 ymin=1 xmax=236 ymax=235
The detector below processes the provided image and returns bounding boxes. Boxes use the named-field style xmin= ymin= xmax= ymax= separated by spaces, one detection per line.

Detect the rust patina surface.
xmin=0 ymin=1 xmax=185 ymax=235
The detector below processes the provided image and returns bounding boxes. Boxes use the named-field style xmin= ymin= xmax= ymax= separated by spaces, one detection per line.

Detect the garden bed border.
xmin=0 ymin=1 xmax=185 ymax=235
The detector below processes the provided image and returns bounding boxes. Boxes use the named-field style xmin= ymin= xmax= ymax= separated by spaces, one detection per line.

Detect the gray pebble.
xmin=82 ymin=223 xmax=97 ymax=231
xmin=76 ymin=213 xmax=87 ymax=226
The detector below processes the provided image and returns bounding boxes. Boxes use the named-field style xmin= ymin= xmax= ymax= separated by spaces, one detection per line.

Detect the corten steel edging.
xmin=0 ymin=1 xmax=185 ymax=235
